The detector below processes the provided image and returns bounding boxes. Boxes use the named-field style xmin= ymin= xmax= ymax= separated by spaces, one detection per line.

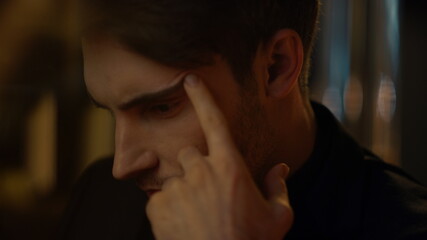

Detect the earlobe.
xmin=265 ymin=29 xmax=304 ymax=98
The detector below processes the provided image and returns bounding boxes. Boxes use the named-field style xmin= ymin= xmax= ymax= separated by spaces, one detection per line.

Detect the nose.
xmin=112 ymin=116 xmax=158 ymax=180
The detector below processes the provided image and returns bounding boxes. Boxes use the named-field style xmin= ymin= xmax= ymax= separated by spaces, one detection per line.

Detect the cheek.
xmin=153 ymin=108 xmax=207 ymax=162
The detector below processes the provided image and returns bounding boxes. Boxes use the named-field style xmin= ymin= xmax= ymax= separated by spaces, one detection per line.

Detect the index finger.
xmin=183 ymin=74 xmax=236 ymax=155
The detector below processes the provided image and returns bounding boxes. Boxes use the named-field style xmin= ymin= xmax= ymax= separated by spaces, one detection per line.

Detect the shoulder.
xmin=360 ymin=152 xmax=427 ymax=239
xmin=300 ymin=102 xmax=427 ymax=239
xmin=362 ymin=151 xmax=427 ymax=204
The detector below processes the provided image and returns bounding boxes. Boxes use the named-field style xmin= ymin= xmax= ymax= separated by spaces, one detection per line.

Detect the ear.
xmin=265 ymin=29 xmax=304 ymax=98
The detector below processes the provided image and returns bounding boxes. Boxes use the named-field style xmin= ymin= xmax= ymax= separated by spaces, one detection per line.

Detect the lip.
xmin=136 ymin=178 xmax=160 ymax=197
xmin=136 ymin=177 xmax=163 ymax=197
xmin=136 ymin=183 xmax=161 ymax=197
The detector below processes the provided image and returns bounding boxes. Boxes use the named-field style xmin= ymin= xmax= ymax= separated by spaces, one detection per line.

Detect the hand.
xmin=146 ymin=74 xmax=293 ymax=240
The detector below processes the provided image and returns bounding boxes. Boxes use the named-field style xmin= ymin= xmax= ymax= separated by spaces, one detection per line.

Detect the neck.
xmin=274 ymin=89 xmax=317 ymax=176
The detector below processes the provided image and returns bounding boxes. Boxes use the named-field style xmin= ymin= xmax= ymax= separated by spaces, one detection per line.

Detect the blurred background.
xmin=0 ymin=0 xmax=426 ymax=239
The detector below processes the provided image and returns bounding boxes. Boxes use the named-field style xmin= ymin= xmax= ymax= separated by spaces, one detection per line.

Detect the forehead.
xmin=82 ymin=37 xmax=186 ymax=108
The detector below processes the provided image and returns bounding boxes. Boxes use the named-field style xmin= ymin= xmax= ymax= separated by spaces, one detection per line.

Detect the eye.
xmin=148 ymin=100 xmax=184 ymax=118
xmin=153 ymin=104 xmax=173 ymax=113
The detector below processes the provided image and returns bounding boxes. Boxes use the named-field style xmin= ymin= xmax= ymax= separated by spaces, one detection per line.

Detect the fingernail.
xmin=281 ymin=163 xmax=290 ymax=179
xmin=184 ymin=74 xmax=199 ymax=87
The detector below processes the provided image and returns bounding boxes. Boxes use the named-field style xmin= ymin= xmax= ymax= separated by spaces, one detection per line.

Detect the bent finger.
xmin=264 ymin=163 xmax=291 ymax=206
xmin=264 ymin=163 xmax=293 ymax=231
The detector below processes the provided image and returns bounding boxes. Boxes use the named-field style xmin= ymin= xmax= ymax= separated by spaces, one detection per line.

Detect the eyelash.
xmin=147 ymin=100 xmax=184 ymax=119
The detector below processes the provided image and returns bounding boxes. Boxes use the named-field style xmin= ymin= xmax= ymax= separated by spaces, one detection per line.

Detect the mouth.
xmin=136 ymin=178 xmax=161 ymax=197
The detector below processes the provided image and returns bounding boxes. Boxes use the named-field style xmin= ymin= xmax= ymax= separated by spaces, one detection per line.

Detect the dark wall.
xmin=400 ymin=0 xmax=427 ymax=185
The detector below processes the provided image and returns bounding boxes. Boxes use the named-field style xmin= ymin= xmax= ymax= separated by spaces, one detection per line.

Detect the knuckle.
xmin=215 ymin=152 xmax=238 ymax=171
xmin=187 ymin=160 xmax=210 ymax=181
xmin=221 ymin=162 xmax=246 ymax=187
xmin=276 ymin=206 xmax=294 ymax=233
xmin=191 ymin=158 xmax=208 ymax=171
xmin=229 ymin=165 xmax=244 ymax=181
xmin=162 ymin=177 xmax=183 ymax=191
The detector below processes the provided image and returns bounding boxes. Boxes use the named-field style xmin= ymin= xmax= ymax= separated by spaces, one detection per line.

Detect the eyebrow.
xmin=89 ymin=79 xmax=185 ymax=111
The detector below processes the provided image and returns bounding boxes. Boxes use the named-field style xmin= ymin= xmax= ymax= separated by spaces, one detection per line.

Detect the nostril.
xmin=138 ymin=151 xmax=159 ymax=169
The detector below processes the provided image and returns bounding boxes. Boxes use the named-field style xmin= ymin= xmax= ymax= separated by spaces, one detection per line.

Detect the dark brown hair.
xmin=81 ymin=0 xmax=319 ymax=92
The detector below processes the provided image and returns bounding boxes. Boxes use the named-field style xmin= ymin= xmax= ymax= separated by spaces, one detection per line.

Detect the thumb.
xmin=264 ymin=163 xmax=290 ymax=202
xmin=264 ymin=163 xmax=293 ymax=227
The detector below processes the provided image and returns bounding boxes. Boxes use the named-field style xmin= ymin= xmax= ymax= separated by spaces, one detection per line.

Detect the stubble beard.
xmin=231 ymin=86 xmax=278 ymax=194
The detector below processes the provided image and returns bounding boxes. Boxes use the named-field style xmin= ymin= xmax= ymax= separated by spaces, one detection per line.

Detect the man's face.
xmin=83 ymin=37 xmax=275 ymax=195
